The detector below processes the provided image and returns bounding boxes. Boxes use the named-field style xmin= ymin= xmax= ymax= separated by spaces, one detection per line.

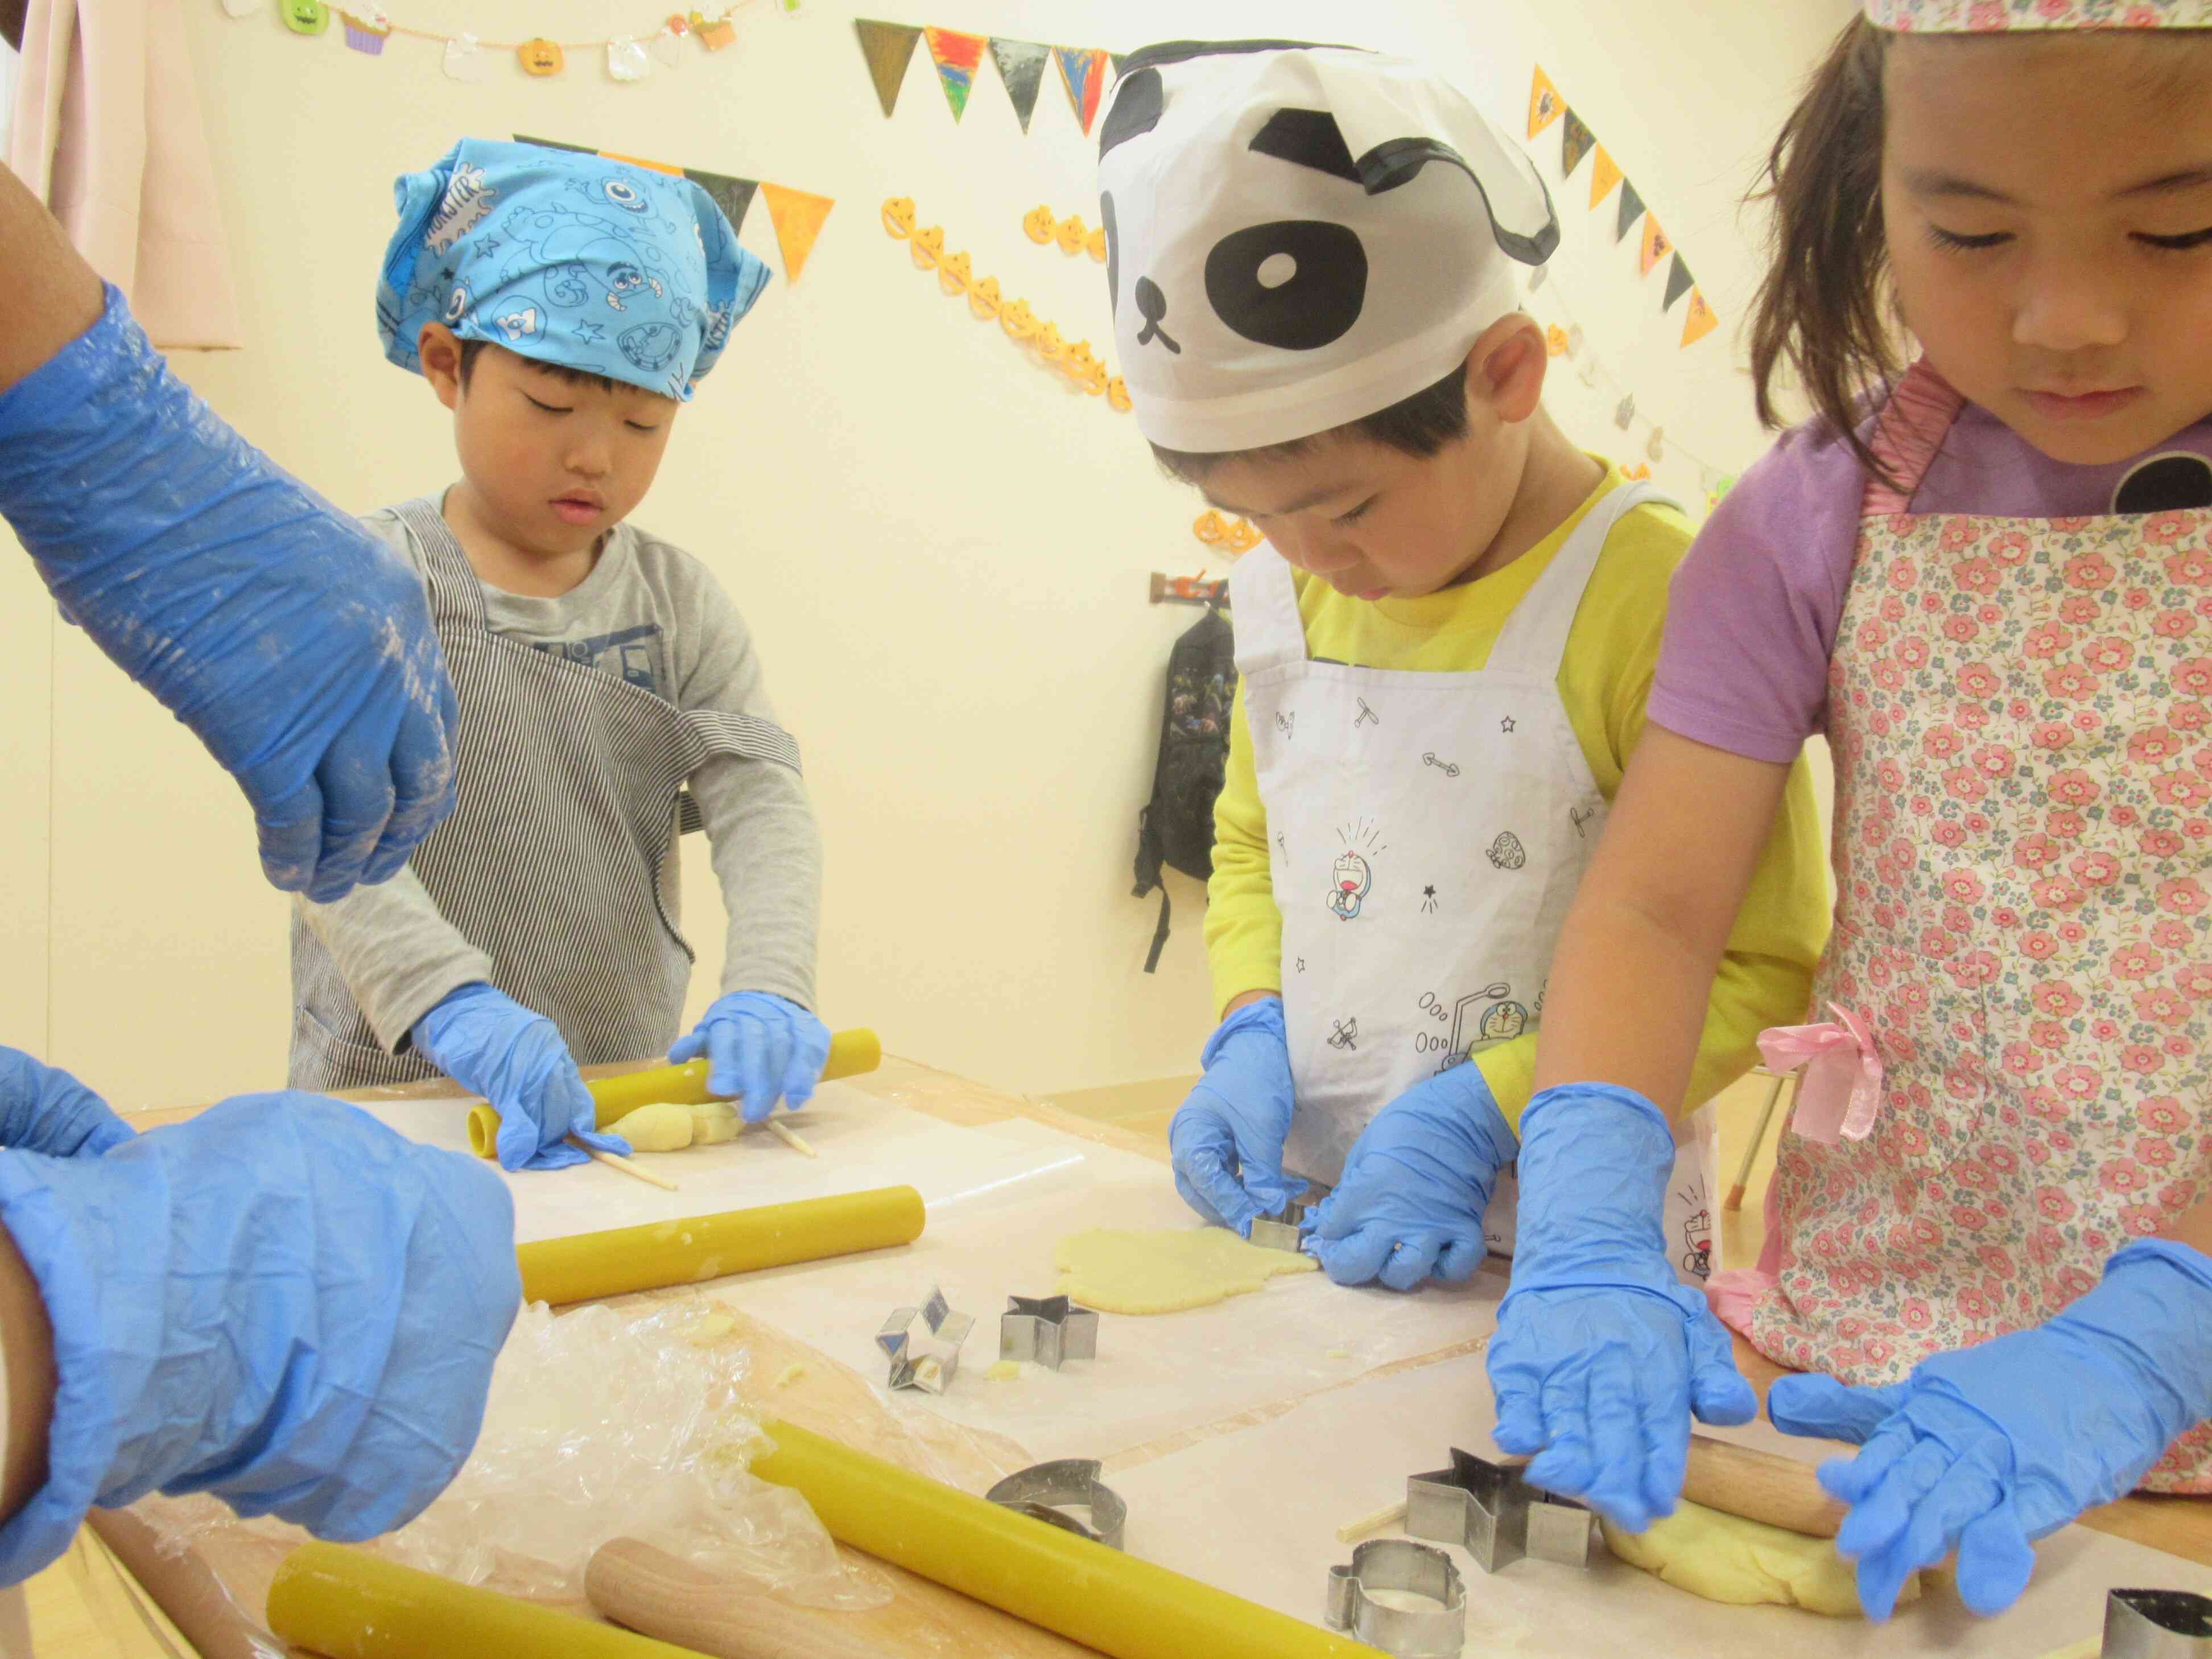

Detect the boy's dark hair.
xmin=1148 ymin=361 xmax=1472 ymax=484
xmin=456 ymin=337 xmax=624 ymax=397
xmin=1746 ymin=17 xmax=1899 ymax=480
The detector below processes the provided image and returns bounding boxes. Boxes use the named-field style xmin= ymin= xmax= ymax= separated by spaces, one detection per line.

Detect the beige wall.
xmin=2 ymin=0 xmax=1849 ymax=1109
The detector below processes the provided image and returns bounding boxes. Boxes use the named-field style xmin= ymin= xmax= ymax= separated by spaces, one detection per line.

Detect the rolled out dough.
xmin=1600 ymin=1500 xmax=1920 ymax=1618
xmin=1053 ymin=1228 xmax=1319 ymax=1315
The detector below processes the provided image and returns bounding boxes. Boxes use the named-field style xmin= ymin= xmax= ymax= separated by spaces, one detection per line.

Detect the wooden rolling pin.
xmin=1682 ymin=1434 xmax=1848 ymax=1538
xmin=588 ymin=1538 xmax=886 ymax=1659
xmin=467 ymin=1027 xmax=883 ymax=1158
xmin=750 ymin=1419 xmax=1386 ymax=1659
xmin=515 ymin=1185 xmax=925 ymax=1305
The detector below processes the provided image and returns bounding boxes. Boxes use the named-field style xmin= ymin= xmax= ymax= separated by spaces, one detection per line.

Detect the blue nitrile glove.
xmin=1307 ymin=1062 xmax=1515 ymax=1290
xmin=0 ymin=1048 xmax=133 ymax=1159
xmin=1167 ymin=996 xmax=1306 ymax=1236
xmin=0 ymin=1092 xmax=521 ymax=1584
xmin=670 ymin=992 xmax=832 ymax=1122
xmin=1487 ymin=1083 xmax=1757 ymax=1533
xmin=412 ymin=983 xmax=626 ymax=1171
xmin=0 ymin=285 xmax=457 ymax=903
xmin=1768 ymin=1239 xmax=2212 ymax=1621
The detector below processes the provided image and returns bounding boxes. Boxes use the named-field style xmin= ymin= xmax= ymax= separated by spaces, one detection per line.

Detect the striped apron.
xmin=289 ymin=498 xmax=800 ymax=1090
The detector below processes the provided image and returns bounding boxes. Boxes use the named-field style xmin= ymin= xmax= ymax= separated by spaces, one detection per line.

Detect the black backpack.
xmin=1132 ymin=599 xmax=1237 ymax=972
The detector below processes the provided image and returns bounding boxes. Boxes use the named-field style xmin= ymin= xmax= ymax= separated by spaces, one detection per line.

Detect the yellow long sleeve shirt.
xmin=1204 ymin=464 xmax=1831 ymax=1130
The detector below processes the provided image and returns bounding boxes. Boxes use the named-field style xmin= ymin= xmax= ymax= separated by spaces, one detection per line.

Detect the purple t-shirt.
xmin=1649 ymin=400 xmax=2212 ymax=762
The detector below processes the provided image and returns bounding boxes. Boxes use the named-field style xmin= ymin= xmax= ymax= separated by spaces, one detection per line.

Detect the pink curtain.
xmin=6 ymin=0 xmax=241 ymax=348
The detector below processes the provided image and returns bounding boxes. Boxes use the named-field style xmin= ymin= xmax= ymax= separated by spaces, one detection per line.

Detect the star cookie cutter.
xmin=874 ymin=1286 xmax=973 ymax=1394
xmin=999 ymin=1294 xmax=1099 ymax=1370
xmin=1326 ymin=1539 xmax=1466 ymax=1658
xmin=1406 ymin=1448 xmax=1594 ymax=1574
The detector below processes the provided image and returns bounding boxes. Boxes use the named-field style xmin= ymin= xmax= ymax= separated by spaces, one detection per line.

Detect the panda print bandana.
xmin=1096 ymin=42 xmax=1558 ymax=455
xmin=377 ymin=139 xmax=769 ymax=402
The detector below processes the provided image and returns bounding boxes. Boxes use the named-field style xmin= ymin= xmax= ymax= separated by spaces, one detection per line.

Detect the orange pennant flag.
xmin=1589 ymin=146 xmax=1623 ymax=209
xmin=1640 ymin=213 xmax=1671 ymax=277
xmin=1681 ymin=288 xmax=1719 ymax=348
xmin=761 ymin=183 xmax=835 ymax=283
xmin=1529 ymin=66 xmax=1565 ymax=140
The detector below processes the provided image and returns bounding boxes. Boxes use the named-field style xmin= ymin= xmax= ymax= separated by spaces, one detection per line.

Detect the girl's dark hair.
xmin=1148 ymin=362 xmax=1472 ymax=485
xmin=1748 ymin=16 xmax=1900 ymax=479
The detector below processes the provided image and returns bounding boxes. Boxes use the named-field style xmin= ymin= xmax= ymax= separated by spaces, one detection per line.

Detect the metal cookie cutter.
xmin=1326 ymin=1539 xmax=1466 ymax=1658
xmin=2104 ymin=1588 xmax=2212 ymax=1657
xmin=875 ymin=1286 xmax=973 ymax=1394
xmin=984 ymin=1459 xmax=1127 ymax=1550
xmin=1000 ymin=1295 xmax=1099 ymax=1370
xmin=1407 ymin=1448 xmax=1594 ymax=1574
xmin=1250 ymin=1182 xmax=1331 ymax=1254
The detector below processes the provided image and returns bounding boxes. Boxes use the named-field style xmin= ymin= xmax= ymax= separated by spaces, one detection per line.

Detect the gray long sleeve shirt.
xmin=295 ymin=500 xmax=823 ymax=1053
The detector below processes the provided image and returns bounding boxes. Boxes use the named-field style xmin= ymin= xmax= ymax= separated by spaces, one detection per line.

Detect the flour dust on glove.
xmin=670 ymin=992 xmax=832 ymax=1123
xmin=0 ymin=286 xmax=457 ymax=903
xmin=1486 ymin=1083 xmax=1757 ymax=1533
xmin=1769 ymin=1239 xmax=2212 ymax=1620
xmin=1308 ymin=1061 xmax=1514 ymax=1290
xmin=0 ymin=1048 xmax=133 ymax=1160
xmin=0 ymin=1093 xmax=521 ymax=1584
xmin=1168 ymin=996 xmax=1307 ymax=1237
xmin=413 ymin=983 xmax=625 ymax=1171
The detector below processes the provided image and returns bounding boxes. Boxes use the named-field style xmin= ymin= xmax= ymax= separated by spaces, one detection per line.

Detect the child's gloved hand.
xmin=0 ymin=1047 xmax=134 ymax=1159
xmin=0 ymin=1093 xmax=521 ymax=1583
xmin=0 ymin=286 xmax=458 ymax=905
xmin=1307 ymin=1063 xmax=1514 ymax=1290
xmin=670 ymin=993 xmax=831 ymax=1122
xmin=1769 ymin=1239 xmax=2212 ymax=1621
xmin=412 ymin=983 xmax=624 ymax=1171
xmin=1486 ymin=1083 xmax=1756 ymax=1534
xmin=1167 ymin=996 xmax=1306 ymax=1236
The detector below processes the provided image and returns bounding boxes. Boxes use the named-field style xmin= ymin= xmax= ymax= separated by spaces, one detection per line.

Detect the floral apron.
xmin=1710 ymin=362 xmax=2212 ymax=1488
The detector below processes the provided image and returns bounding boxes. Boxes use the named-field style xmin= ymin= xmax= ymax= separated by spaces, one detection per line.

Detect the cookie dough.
xmin=607 ymin=1103 xmax=695 ymax=1152
xmin=1600 ymin=1500 xmax=1919 ymax=1617
xmin=1053 ymin=1227 xmax=1319 ymax=1315
xmin=987 ymin=1361 xmax=1022 ymax=1381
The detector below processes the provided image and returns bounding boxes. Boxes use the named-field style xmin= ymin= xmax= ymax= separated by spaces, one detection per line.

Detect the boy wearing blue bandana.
xmin=291 ymin=140 xmax=828 ymax=1171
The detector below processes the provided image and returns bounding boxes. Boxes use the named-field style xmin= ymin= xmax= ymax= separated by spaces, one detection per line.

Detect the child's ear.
xmin=417 ymin=323 xmax=466 ymax=412
xmin=1468 ymin=314 xmax=1548 ymax=427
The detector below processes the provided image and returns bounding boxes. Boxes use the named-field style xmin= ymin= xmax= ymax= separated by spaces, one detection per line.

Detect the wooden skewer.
xmin=1336 ymin=1500 xmax=1408 ymax=1544
xmin=570 ymin=1137 xmax=680 ymax=1191
xmin=767 ymin=1119 xmax=818 ymax=1158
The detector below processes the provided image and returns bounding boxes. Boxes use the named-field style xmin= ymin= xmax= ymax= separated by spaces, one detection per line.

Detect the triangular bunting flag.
xmin=1640 ymin=213 xmax=1671 ymax=276
xmin=1529 ymin=66 xmax=1564 ymax=139
xmin=925 ymin=26 xmax=987 ymax=122
xmin=761 ymin=183 xmax=835 ymax=283
xmin=1682 ymin=290 xmax=1719 ymax=348
xmin=686 ymin=168 xmax=760 ymax=236
xmin=1111 ymin=52 xmax=1128 ymax=75
xmin=1615 ymin=178 xmax=1645 ymax=242
xmin=514 ymin=132 xmax=593 ymax=155
xmin=1561 ymin=109 xmax=1596 ymax=178
xmin=853 ymin=19 xmax=922 ymax=118
xmin=1589 ymin=146 xmax=1623 ymax=209
xmin=1054 ymin=46 xmax=1111 ymax=135
xmin=1664 ymin=251 xmax=1695 ymax=310
xmin=991 ymin=37 xmax=1051 ymax=133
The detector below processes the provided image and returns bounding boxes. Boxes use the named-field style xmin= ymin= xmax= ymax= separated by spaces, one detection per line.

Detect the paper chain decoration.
xmin=1192 ymin=512 xmax=1262 ymax=555
xmin=233 ymin=0 xmax=767 ymax=82
xmin=1024 ymin=205 xmax=1107 ymax=262
xmin=883 ymin=196 xmax=1129 ymax=411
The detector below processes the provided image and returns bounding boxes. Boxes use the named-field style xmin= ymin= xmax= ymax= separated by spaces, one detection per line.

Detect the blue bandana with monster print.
xmin=376 ymin=138 xmax=769 ymax=401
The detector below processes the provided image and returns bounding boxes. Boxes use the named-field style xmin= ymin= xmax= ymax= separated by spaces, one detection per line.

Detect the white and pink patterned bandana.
xmin=1867 ymin=0 xmax=2212 ymax=29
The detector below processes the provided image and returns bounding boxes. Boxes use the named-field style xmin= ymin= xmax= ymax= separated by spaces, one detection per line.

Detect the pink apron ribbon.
xmin=1756 ymin=1003 xmax=1885 ymax=1145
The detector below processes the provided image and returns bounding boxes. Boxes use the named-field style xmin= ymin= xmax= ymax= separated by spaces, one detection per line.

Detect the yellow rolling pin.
xmin=467 ymin=1026 xmax=882 ymax=1159
xmin=267 ymin=1542 xmax=699 ymax=1659
xmin=750 ymin=1420 xmax=1387 ymax=1659
xmin=515 ymin=1186 xmax=925 ymax=1305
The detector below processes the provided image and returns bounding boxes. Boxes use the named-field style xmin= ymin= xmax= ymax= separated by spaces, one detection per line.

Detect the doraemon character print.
xmin=376 ymin=139 xmax=770 ymax=401
xmin=1095 ymin=41 xmax=1557 ymax=455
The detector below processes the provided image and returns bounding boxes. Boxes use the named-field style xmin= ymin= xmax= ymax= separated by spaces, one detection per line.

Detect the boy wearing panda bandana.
xmin=1100 ymin=42 xmax=1830 ymax=1289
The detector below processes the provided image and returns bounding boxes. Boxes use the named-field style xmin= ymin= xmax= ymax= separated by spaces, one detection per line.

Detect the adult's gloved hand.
xmin=0 ymin=1047 xmax=133 ymax=1159
xmin=670 ymin=992 xmax=831 ymax=1123
xmin=1167 ymin=996 xmax=1306 ymax=1237
xmin=0 ymin=1092 xmax=521 ymax=1584
xmin=1769 ymin=1239 xmax=2212 ymax=1621
xmin=1487 ymin=1083 xmax=1756 ymax=1533
xmin=412 ymin=983 xmax=625 ymax=1171
xmin=0 ymin=285 xmax=457 ymax=904
xmin=1307 ymin=1061 xmax=1514 ymax=1290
